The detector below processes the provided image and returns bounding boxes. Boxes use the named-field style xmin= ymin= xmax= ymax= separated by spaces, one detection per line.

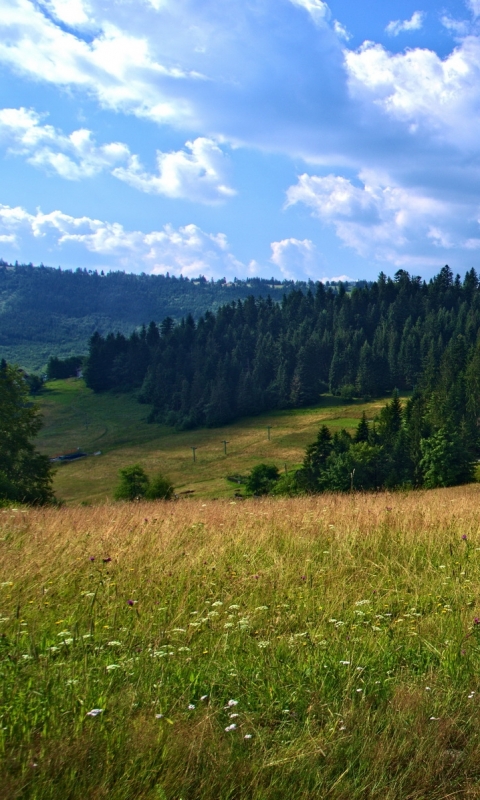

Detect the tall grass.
xmin=2 ymin=488 xmax=480 ymax=798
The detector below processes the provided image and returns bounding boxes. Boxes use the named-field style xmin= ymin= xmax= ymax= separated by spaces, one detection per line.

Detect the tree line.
xmin=83 ymin=265 xmax=480 ymax=427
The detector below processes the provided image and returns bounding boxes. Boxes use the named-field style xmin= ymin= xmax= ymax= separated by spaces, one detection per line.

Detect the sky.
xmin=2 ymin=1 xmax=480 ymax=282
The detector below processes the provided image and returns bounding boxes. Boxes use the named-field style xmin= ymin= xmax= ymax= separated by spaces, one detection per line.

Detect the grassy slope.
xmin=35 ymin=380 xmax=387 ymax=504
xmin=2 ymin=491 xmax=480 ymax=799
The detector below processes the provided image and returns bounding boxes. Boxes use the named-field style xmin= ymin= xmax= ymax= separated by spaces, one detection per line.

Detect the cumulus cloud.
xmin=385 ymin=11 xmax=425 ymax=36
xmin=0 ymin=107 xmax=129 ymax=179
xmin=0 ymin=108 xmax=234 ymax=202
xmin=286 ymin=171 xmax=480 ymax=267
xmin=112 ymin=138 xmax=236 ymax=203
xmin=270 ymin=238 xmax=324 ymax=280
xmin=0 ymin=204 xmax=246 ymax=278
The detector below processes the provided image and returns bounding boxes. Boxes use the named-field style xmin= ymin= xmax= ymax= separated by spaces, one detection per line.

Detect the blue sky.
xmin=2 ymin=0 xmax=480 ymax=282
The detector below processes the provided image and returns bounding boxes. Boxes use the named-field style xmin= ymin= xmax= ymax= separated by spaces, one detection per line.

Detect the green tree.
xmin=245 ymin=464 xmax=280 ymax=496
xmin=114 ymin=464 xmax=150 ymax=501
xmin=145 ymin=473 xmax=175 ymax=500
xmin=0 ymin=360 xmax=54 ymax=505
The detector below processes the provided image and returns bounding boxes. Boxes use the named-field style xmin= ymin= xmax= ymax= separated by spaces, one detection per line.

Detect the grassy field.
xmin=35 ymin=380 xmax=388 ymax=504
xmin=3 ymin=489 xmax=480 ymax=798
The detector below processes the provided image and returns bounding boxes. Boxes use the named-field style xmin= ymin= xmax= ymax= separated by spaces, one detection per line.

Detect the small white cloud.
xmin=386 ymin=11 xmax=424 ymax=36
xmin=112 ymin=138 xmax=236 ymax=204
xmin=333 ymin=20 xmax=350 ymax=40
xmin=270 ymin=237 xmax=324 ymax=280
xmin=289 ymin=0 xmax=331 ymax=26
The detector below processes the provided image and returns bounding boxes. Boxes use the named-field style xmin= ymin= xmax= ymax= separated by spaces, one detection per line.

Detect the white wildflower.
xmin=225 ymin=724 xmax=237 ymax=732
xmin=86 ymin=709 xmax=104 ymax=717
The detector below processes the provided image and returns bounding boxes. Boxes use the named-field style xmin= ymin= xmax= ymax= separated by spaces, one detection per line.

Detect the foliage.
xmin=0 ymin=261 xmax=318 ymax=371
xmin=245 ymin=463 xmax=280 ymax=495
xmin=114 ymin=464 xmax=150 ymax=501
xmin=0 ymin=360 xmax=55 ymax=505
xmin=114 ymin=464 xmax=174 ymax=501
xmin=145 ymin=472 xmax=175 ymax=500
xmin=2 ymin=494 xmax=480 ymax=799
xmin=82 ymin=266 xmax=480 ymax=438
xmin=294 ymin=383 xmax=476 ymax=494
xmin=46 ymin=355 xmax=84 ymax=380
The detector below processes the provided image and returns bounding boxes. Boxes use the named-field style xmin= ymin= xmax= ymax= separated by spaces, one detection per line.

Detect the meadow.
xmin=35 ymin=379 xmax=386 ymax=504
xmin=2 ymin=489 xmax=480 ymax=798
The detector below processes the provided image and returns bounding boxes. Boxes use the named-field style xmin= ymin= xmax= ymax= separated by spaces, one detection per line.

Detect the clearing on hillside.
xmin=35 ymin=379 xmax=390 ymax=503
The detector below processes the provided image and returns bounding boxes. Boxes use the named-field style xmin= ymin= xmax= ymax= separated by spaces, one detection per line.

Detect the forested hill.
xmin=84 ymin=265 xmax=480 ymax=431
xmin=0 ymin=261 xmax=346 ymax=371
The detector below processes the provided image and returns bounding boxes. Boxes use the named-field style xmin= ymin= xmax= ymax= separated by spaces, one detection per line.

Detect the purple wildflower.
xmin=128 ymin=599 xmax=134 ymax=607
xmin=462 ymin=534 xmax=468 ymax=541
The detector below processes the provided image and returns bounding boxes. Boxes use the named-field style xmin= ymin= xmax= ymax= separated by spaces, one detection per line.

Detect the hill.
xmin=35 ymin=378 xmax=386 ymax=504
xmin=0 ymin=261 xmax=356 ymax=371
xmin=2 ymin=489 xmax=480 ymax=798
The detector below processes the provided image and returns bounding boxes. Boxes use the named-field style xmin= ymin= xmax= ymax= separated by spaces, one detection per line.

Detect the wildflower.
xmin=227 ymin=699 xmax=238 ymax=707
xmin=188 ymin=704 xmax=195 ymax=710
xmin=224 ymin=623 xmax=234 ymax=628
xmin=86 ymin=709 xmax=104 ymax=717
xmin=229 ymin=605 xmax=240 ymax=610
xmin=212 ymin=601 xmax=223 ymax=607
xmin=106 ymin=664 xmax=120 ymax=671
xmin=339 ymin=661 xmax=350 ymax=665
xmin=102 ymin=557 xmax=112 ymax=563
xmin=127 ymin=600 xmax=135 ymax=606
xmin=258 ymin=641 xmax=270 ymax=648
xmin=155 ymin=714 xmax=164 ymax=719
xmin=229 ymin=713 xmax=239 ymax=718
xmin=107 ymin=641 xmax=122 ymax=647
xmin=225 ymin=724 xmax=237 ymax=732
xmin=200 ymin=695 xmax=208 ymax=701
xmin=429 ymin=716 xmax=440 ymax=721
xmin=474 ymin=618 xmax=480 ymax=626
xmin=90 ymin=557 xmax=95 ymax=562
xmin=244 ymin=734 xmax=253 ymax=739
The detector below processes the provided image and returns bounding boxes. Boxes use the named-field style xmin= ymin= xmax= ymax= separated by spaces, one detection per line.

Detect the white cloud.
xmin=41 ymin=0 xmax=92 ymax=27
xmin=345 ymin=38 xmax=480 ymax=149
xmin=0 ymin=108 xmax=235 ymax=202
xmin=270 ymin=237 xmax=324 ymax=280
xmin=385 ymin=11 xmax=425 ymax=36
xmin=289 ymin=0 xmax=330 ymax=26
xmin=0 ymin=204 xmax=245 ymax=278
xmin=286 ymin=171 xmax=480 ymax=266
xmin=113 ymin=138 xmax=236 ymax=203
xmin=0 ymin=0 xmax=202 ymax=127
xmin=0 ymin=107 xmax=129 ymax=179
xmin=468 ymin=0 xmax=480 ymax=18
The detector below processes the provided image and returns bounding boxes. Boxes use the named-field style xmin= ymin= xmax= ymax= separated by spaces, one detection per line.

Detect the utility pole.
xmin=222 ymin=440 xmax=229 ymax=455
xmin=191 ymin=447 xmax=197 ymax=463
xmin=267 ymin=426 xmax=272 ymax=441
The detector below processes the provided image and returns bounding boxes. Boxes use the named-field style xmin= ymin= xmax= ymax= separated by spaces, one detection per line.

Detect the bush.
xmin=145 ymin=473 xmax=174 ymax=500
xmin=245 ymin=464 xmax=280 ymax=496
xmin=114 ymin=464 xmax=174 ymax=501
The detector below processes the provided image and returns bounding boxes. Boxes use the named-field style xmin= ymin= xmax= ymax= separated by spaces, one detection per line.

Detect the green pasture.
xmin=35 ymin=380 xmax=388 ymax=504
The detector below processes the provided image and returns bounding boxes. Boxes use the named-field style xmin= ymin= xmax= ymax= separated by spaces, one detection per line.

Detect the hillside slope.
xmin=35 ymin=379 xmax=385 ymax=503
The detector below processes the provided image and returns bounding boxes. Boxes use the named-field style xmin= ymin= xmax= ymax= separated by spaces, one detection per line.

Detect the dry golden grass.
xmin=3 ymin=487 xmax=480 ymax=799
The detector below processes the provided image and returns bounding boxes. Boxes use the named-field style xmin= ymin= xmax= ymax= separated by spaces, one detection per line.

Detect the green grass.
xmin=35 ymin=380 xmax=388 ymax=504
xmin=2 ymin=491 xmax=480 ymax=798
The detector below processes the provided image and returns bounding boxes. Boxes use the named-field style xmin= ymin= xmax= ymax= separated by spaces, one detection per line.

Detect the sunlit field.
xmin=3 ymin=488 xmax=480 ymax=798
xmin=35 ymin=379 xmax=389 ymax=504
